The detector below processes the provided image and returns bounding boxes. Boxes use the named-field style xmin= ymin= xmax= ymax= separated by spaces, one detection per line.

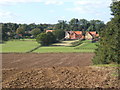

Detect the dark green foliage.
xmin=0 ymin=23 xmax=50 ymax=41
xmin=31 ymin=28 xmax=42 ymax=37
xmin=2 ymin=24 xmax=10 ymax=41
xmin=16 ymin=26 xmax=25 ymax=35
xmin=54 ymin=20 xmax=69 ymax=30
xmin=53 ymin=30 xmax=65 ymax=41
xmin=36 ymin=32 xmax=56 ymax=46
xmin=88 ymin=20 xmax=105 ymax=33
xmin=69 ymin=18 xmax=80 ymax=31
xmin=92 ymin=1 xmax=120 ymax=64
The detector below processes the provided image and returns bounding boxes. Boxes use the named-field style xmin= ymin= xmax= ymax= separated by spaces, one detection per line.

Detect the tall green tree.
xmin=54 ymin=20 xmax=68 ymax=30
xmin=69 ymin=18 xmax=79 ymax=31
xmin=31 ymin=28 xmax=42 ymax=37
xmin=88 ymin=20 xmax=105 ymax=33
xmin=79 ymin=19 xmax=89 ymax=39
xmin=16 ymin=26 xmax=25 ymax=35
xmin=92 ymin=1 xmax=120 ymax=64
xmin=36 ymin=32 xmax=56 ymax=46
xmin=79 ymin=19 xmax=89 ymax=31
xmin=53 ymin=30 xmax=65 ymax=41
xmin=2 ymin=24 xmax=10 ymax=41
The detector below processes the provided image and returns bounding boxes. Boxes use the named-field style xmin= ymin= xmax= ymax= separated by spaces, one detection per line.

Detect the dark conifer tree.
xmin=92 ymin=1 xmax=120 ymax=64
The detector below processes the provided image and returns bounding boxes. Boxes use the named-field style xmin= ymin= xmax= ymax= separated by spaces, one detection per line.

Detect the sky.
xmin=0 ymin=0 xmax=113 ymax=24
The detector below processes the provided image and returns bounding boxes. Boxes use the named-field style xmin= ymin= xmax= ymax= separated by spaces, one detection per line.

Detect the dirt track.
xmin=1 ymin=53 xmax=120 ymax=88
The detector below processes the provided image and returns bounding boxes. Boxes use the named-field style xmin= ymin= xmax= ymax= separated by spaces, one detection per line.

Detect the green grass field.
xmin=33 ymin=46 xmax=95 ymax=53
xmin=75 ymin=41 xmax=98 ymax=49
xmin=0 ymin=40 xmax=39 ymax=53
xmin=34 ymin=40 xmax=98 ymax=53
xmin=0 ymin=40 xmax=98 ymax=53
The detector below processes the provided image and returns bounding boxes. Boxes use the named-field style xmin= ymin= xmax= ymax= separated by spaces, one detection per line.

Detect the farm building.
xmin=46 ymin=30 xmax=99 ymax=40
xmin=85 ymin=31 xmax=97 ymax=40
xmin=65 ymin=31 xmax=99 ymax=40
xmin=65 ymin=31 xmax=84 ymax=40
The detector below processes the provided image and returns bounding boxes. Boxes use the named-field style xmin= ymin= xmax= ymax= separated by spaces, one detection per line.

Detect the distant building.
xmin=46 ymin=30 xmax=55 ymax=33
xmin=65 ymin=31 xmax=84 ymax=40
xmin=85 ymin=31 xmax=97 ymax=40
xmin=65 ymin=31 xmax=99 ymax=40
xmin=46 ymin=30 xmax=99 ymax=40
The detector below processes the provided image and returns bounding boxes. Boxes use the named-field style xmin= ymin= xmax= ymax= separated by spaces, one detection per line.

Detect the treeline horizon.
xmin=1 ymin=18 xmax=105 ymax=41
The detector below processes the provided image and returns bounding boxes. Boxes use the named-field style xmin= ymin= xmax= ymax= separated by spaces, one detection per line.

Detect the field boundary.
xmin=0 ymin=52 xmax=94 ymax=54
xmin=26 ymin=45 xmax=41 ymax=53
xmin=74 ymin=48 xmax=96 ymax=49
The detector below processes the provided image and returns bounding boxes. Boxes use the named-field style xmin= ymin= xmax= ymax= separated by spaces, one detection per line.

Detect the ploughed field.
xmin=2 ymin=53 xmax=120 ymax=88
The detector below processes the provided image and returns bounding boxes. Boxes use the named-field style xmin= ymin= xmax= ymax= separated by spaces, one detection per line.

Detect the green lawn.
xmin=75 ymin=42 xmax=98 ymax=49
xmin=0 ymin=40 xmax=98 ymax=53
xmin=33 ymin=46 xmax=95 ymax=53
xmin=0 ymin=40 xmax=39 ymax=53
xmin=34 ymin=40 xmax=98 ymax=53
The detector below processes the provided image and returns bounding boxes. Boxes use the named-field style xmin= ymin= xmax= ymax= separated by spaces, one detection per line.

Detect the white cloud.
xmin=0 ymin=0 xmax=64 ymax=6
xmin=66 ymin=0 xmax=112 ymax=15
xmin=49 ymin=10 xmax=55 ymax=13
xmin=44 ymin=0 xmax=63 ymax=5
xmin=0 ymin=10 xmax=16 ymax=18
xmin=74 ymin=0 xmax=111 ymax=7
xmin=66 ymin=7 xmax=85 ymax=13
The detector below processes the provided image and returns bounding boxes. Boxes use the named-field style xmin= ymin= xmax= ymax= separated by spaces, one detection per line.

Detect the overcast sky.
xmin=0 ymin=0 xmax=112 ymax=24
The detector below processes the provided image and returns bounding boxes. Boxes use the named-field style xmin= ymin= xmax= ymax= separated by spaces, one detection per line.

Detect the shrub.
xmin=36 ymin=32 xmax=56 ymax=46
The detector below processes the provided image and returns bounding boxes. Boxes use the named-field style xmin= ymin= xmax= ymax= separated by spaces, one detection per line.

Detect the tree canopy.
xmin=31 ymin=28 xmax=42 ymax=37
xmin=36 ymin=32 xmax=56 ymax=46
xmin=92 ymin=1 xmax=120 ymax=64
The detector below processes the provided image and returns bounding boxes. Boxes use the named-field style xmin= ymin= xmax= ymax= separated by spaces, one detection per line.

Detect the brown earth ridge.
xmin=1 ymin=53 xmax=120 ymax=88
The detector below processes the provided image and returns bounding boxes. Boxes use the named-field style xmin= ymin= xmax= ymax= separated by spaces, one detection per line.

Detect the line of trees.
xmin=1 ymin=23 xmax=50 ymax=41
xmin=1 ymin=19 xmax=105 ymax=42
xmin=49 ymin=19 xmax=105 ymax=33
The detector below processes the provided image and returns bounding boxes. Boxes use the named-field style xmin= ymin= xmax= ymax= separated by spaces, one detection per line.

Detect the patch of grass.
xmin=0 ymin=40 xmax=39 ymax=53
xmin=70 ymin=40 xmax=82 ymax=47
xmin=20 ymin=39 xmax=36 ymax=41
xmin=93 ymin=64 xmax=120 ymax=67
xmin=34 ymin=46 xmax=95 ymax=53
xmin=0 ymin=40 xmax=97 ymax=53
xmin=75 ymin=41 xmax=98 ymax=49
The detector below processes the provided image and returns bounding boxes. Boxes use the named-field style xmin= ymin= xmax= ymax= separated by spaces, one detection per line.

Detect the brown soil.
xmin=2 ymin=53 xmax=93 ymax=69
xmin=1 ymin=53 xmax=120 ymax=89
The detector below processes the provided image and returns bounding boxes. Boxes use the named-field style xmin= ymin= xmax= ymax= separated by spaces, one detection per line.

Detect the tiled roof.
xmin=89 ymin=31 xmax=96 ymax=35
xmin=73 ymin=31 xmax=82 ymax=35
xmin=46 ymin=30 xmax=55 ymax=32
